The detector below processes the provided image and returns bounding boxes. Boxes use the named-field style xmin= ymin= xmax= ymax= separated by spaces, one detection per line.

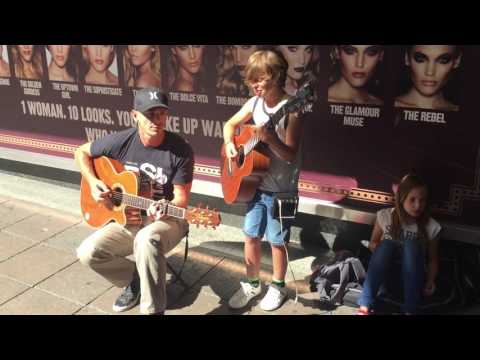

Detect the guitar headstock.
xmin=185 ymin=204 xmax=221 ymax=230
xmin=285 ymin=81 xmax=315 ymax=114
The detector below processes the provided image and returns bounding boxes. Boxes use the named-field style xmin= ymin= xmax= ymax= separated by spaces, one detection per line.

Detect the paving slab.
xmin=166 ymin=288 xmax=232 ymax=315
xmin=74 ymin=306 xmax=109 ymax=315
xmin=0 ymin=244 xmax=77 ymax=286
xmin=44 ymin=221 xmax=95 ymax=253
xmin=0 ymin=231 xmax=38 ymax=262
xmin=332 ymin=306 xmax=357 ymax=315
xmin=191 ymin=258 xmax=246 ymax=301
xmin=0 ymin=276 xmax=29 ymax=305
xmin=165 ymin=247 xmax=224 ymax=287
xmin=0 ymin=287 xmax=81 ymax=315
xmin=1 ymin=212 xmax=80 ymax=244
xmin=37 ymin=261 xmax=113 ymax=306
xmin=0 ymin=201 xmax=36 ymax=229
xmin=0 ymin=172 xmax=81 ymax=217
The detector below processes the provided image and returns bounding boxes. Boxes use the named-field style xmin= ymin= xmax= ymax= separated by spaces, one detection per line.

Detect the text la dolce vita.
xmin=169 ymin=91 xmax=209 ymax=103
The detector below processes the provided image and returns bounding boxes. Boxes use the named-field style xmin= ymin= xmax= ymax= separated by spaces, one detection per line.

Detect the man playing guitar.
xmin=223 ymin=50 xmax=305 ymax=311
xmin=75 ymin=87 xmax=194 ymax=315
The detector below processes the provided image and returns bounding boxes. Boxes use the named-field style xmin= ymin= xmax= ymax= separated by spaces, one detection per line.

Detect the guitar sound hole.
xmin=111 ymin=187 xmax=123 ymax=206
xmin=236 ymin=146 xmax=245 ymax=167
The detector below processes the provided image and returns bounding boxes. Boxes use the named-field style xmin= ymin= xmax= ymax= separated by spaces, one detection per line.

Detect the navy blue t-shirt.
xmin=90 ymin=128 xmax=194 ymax=201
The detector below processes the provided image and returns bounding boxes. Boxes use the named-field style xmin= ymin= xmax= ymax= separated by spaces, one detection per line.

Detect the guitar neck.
xmin=111 ymin=191 xmax=186 ymax=219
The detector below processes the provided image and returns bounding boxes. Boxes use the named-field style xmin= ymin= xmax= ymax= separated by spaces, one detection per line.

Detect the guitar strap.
xmin=177 ymin=230 xmax=189 ymax=278
xmin=168 ymin=230 xmax=189 ymax=286
xmin=253 ymin=96 xmax=260 ymax=111
xmin=254 ymin=96 xmax=291 ymax=139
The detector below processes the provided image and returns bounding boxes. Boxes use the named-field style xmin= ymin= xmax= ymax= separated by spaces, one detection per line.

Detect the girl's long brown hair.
xmin=391 ymin=174 xmax=430 ymax=247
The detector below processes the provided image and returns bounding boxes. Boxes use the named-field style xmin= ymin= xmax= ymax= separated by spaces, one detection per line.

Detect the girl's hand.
xmin=225 ymin=142 xmax=237 ymax=159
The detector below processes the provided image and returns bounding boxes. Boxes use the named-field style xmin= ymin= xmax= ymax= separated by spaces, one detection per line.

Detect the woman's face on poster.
xmin=336 ymin=45 xmax=383 ymax=88
xmin=48 ymin=45 xmax=71 ymax=68
xmin=278 ymin=45 xmax=313 ymax=81
xmin=231 ymin=45 xmax=258 ymax=78
xmin=17 ymin=45 xmax=34 ymax=63
xmin=172 ymin=45 xmax=205 ymax=75
xmin=128 ymin=45 xmax=153 ymax=67
xmin=406 ymin=45 xmax=460 ymax=97
xmin=85 ymin=45 xmax=113 ymax=72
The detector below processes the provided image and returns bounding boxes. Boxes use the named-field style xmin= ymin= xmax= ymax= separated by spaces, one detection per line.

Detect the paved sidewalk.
xmin=0 ymin=184 xmax=356 ymax=315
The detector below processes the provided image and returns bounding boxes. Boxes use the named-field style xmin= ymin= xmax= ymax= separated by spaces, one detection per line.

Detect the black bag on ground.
xmin=309 ymin=250 xmax=366 ymax=306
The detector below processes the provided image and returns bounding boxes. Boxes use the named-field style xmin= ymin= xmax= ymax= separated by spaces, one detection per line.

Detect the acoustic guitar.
xmin=220 ymin=83 xmax=314 ymax=204
xmin=80 ymin=156 xmax=220 ymax=229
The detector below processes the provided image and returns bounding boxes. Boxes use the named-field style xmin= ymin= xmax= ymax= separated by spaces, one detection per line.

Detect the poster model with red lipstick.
xmin=0 ymin=45 xmax=478 ymax=228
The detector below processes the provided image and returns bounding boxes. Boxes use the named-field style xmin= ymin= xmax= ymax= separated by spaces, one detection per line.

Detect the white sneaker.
xmin=228 ymin=281 xmax=262 ymax=309
xmin=260 ymin=284 xmax=287 ymax=311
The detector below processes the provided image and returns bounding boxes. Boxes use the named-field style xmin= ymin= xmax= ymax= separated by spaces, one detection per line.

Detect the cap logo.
xmin=149 ymin=91 xmax=158 ymax=100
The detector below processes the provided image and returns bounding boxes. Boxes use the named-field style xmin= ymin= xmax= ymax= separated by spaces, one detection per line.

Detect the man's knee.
xmin=76 ymin=240 xmax=95 ymax=267
xmin=76 ymin=241 xmax=111 ymax=267
xmin=135 ymin=228 xmax=165 ymax=253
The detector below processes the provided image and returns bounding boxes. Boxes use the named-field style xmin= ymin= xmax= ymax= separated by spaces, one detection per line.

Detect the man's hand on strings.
xmin=91 ymin=179 xmax=111 ymax=203
xmin=147 ymin=199 xmax=169 ymax=221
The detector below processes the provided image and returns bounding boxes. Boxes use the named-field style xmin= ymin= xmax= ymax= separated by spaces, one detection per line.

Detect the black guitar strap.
xmin=253 ymin=96 xmax=261 ymax=114
xmin=167 ymin=230 xmax=189 ymax=288
xmin=176 ymin=230 xmax=189 ymax=279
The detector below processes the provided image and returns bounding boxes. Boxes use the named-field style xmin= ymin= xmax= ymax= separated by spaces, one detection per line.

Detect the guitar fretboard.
xmin=110 ymin=191 xmax=186 ymax=219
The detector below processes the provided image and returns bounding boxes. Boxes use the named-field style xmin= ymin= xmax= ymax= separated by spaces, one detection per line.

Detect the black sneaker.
xmin=112 ymin=271 xmax=141 ymax=312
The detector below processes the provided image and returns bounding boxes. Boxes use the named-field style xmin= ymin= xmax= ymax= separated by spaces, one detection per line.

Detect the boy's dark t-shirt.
xmin=90 ymin=128 xmax=194 ymax=201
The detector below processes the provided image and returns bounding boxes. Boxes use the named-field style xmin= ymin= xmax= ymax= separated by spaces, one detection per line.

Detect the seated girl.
xmin=357 ymin=174 xmax=441 ymax=315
